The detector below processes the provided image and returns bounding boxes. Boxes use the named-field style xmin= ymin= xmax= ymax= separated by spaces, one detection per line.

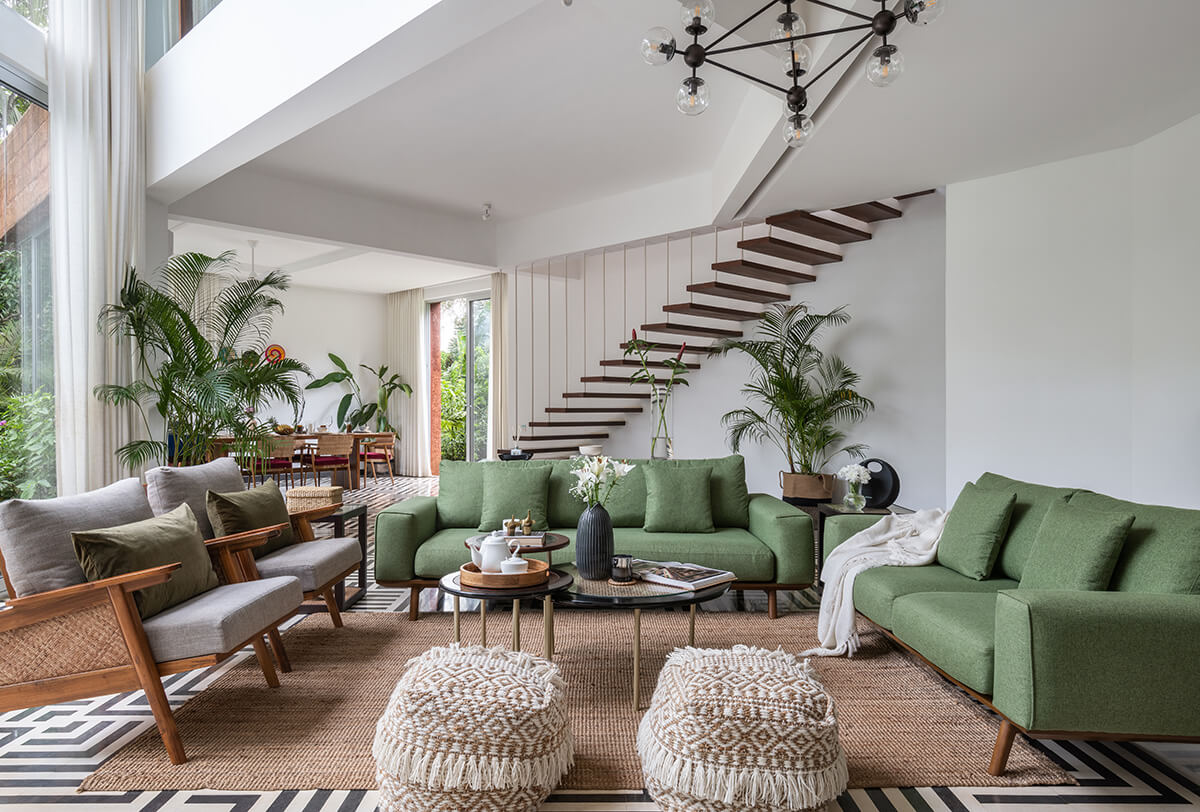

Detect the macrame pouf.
xmin=372 ymin=644 xmax=573 ymax=812
xmin=638 ymin=645 xmax=848 ymax=812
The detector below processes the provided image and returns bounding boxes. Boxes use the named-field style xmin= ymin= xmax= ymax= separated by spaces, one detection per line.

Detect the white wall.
xmin=510 ymin=193 xmax=948 ymax=509
xmin=946 ymin=110 xmax=1200 ymax=508
xmin=260 ymin=285 xmax=389 ymax=428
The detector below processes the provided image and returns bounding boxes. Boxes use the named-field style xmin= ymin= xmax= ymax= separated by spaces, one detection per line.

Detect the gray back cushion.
xmin=0 ymin=478 xmax=153 ymax=597
xmin=145 ymin=458 xmax=245 ymax=539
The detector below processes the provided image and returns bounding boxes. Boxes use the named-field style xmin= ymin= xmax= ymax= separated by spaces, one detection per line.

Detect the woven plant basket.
xmin=286 ymin=486 xmax=343 ymax=512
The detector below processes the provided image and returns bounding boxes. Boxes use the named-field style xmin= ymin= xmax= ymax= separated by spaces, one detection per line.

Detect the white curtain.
xmin=49 ymin=0 xmax=145 ymax=495
xmin=386 ymin=288 xmax=432 ymax=477
xmin=488 ymin=272 xmax=510 ymax=458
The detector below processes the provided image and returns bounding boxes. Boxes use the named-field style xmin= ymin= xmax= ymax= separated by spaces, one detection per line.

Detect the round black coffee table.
xmin=438 ymin=568 xmax=574 ymax=658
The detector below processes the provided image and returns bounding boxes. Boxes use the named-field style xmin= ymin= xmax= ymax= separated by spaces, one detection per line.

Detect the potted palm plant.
xmin=710 ymin=302 xmax=874 ymax=503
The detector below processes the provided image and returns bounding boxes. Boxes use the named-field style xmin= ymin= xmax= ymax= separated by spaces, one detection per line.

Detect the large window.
xmin=1 ymin=83 xmax=55 ymax=498
xmin=438 ymin=297 xmax=491 ymax=463
xmin=0 ymin=0 xmax=48 ymax=30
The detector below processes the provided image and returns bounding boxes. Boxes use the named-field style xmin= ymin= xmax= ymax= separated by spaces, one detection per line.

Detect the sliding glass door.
xmin=438 ymin=296 xmax=490 ymax=463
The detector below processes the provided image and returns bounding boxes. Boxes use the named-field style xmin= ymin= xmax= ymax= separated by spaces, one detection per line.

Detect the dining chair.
xmin=359 ymin=433 xmax=396 ymax=484
xmin=309 ymin=433 xmax=355 ymax=487
xmin=253 ymin=435 xmax=300 ymax=487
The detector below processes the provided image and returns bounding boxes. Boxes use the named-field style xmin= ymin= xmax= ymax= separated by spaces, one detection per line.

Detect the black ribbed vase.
xmin=575 ymin=503 xmax=614 ymax=581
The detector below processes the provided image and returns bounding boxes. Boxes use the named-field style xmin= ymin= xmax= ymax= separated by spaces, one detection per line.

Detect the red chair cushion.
xmin=314 ymin=456 xmax=349 ymax=465
xmin=361 ymin=452 xmax=390 ymax=460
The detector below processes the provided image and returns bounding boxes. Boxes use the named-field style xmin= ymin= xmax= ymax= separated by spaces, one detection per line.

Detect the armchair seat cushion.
xmin=255 ymin=537 xmax=362 ymax=592
xmin=142 ymin=576 xmax=302 ymax=662
xmin=891 ymin=592 xmax=999 ymax=694
xmin=852 ymin=564 xmax=1017 ymax=630
xmin=314 ymin=456 xmax=349 ymax=465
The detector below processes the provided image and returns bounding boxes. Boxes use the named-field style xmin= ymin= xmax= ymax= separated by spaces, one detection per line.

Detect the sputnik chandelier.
xmin=641 ymin=0 xmax=946 ymax=148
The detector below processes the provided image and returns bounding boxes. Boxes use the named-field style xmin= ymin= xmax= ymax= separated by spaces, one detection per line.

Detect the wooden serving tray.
xmin=459 ymin=559 xmax=549 ymax=589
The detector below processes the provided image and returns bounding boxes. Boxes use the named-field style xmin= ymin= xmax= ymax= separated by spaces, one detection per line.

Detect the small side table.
xmin=815 ymin=504 xmax=911 ymax=566
xmin=437 ymin=569 xmax=574 ymax=659
xmin=310 ymin=502 xmax=368 ymax=610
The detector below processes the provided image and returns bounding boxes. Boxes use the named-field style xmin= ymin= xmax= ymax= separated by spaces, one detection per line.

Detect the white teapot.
xmin=480 ymin=536 xmax=521 ymax=574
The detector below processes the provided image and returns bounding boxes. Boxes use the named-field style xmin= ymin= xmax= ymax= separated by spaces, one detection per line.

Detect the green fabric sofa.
xmin=824 ymin=472 xmax=1200 ymax=775
xmin=374 ymin=456 xmax=814 ymax=618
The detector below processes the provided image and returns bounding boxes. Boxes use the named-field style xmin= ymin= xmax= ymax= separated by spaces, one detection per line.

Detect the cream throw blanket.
xmin=800 ymin=509 xmax=948 ymax=657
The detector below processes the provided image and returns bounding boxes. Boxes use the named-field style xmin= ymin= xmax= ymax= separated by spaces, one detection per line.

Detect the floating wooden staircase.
xmin=513 ymin=194 xmax=927 ymax=457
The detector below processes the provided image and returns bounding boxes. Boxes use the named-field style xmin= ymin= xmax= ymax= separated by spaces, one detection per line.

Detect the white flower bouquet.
xmin=569 ymin=455 xmax=636 ymax=507
xmin=837 ymin=463 xmax=871 ymax=485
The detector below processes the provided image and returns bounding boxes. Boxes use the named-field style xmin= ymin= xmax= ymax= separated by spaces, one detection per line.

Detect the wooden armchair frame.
xmin=0 ymin=526 xmax=294 ymax=765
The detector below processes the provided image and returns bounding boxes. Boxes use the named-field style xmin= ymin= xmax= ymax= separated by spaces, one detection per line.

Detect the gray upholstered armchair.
xmin=0 ymin=478 xmax=303 ymax=764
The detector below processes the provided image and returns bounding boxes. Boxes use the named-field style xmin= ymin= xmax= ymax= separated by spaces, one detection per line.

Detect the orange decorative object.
xmin=264 ymin=344 xmax=286 ymax=363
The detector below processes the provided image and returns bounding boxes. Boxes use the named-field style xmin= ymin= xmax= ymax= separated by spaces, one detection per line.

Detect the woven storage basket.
xmin=638 ymin=645 xmax=847 ymax=812
xmin=286 ymin=485 xmax=343 ymax=512
xmin=373 ymin=644 xmax=573 ymax=812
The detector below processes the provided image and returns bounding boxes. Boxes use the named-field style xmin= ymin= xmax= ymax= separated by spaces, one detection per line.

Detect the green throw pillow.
xmin=936 ymin=482 xmax=1017 ymax=580
xmin=437 ymin=460 xmax=486 ymax=528
xmin=644 ymin=464 xmax=715 ymax=533
xmin=1019 ymin=501 xmax=1134 ymax=591
xmin=71 ymin=503 xmax=219 ymax=619
xmin=206 ymin=478 xmax=295 ymax=558
xmin=478 ymin=464 xmax=552 ymax=532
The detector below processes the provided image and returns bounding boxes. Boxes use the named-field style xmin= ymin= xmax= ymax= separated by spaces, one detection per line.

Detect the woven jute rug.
xmin=81 ymin=609 xmax=1072 ymax=792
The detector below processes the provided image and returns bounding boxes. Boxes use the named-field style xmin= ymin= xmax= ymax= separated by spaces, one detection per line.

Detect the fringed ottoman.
xmin=372 ymin=644 xmax=573 ymax=812
xmin=638 ymin=645 xmax=848 ymax=812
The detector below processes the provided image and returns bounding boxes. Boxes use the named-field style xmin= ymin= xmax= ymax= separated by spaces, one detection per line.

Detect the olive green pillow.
xmin=1019 ymin=501 xmax=1135 ymax=591
xmin=478 ymin=464 xmax=552 ymax=532
xmin=206 ymin=478 xmax=295 ymax=558
xmin=71 ymin=503 xmax=219 ymax=619
xmin=936 ymin=482 xmax=1017 ymax=580
xmin=644 ymin=464 xmax=715 ymax=533
xmin=437 ymin=460 xmax=486 ymax=528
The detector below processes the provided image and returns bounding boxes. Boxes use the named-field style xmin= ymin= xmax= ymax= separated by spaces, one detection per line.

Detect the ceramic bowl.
xmin=578 ymin=444 xmax=603 ymax=456
xmin=501 ymin=557 xmax=529 ymax=574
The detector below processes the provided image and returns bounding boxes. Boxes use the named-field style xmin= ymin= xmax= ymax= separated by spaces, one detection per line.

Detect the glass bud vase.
xmin=842 ymin=481 xmax=866 ymax=513
xmin=575 ymin=503 xmax=614 ymax=580
xmin=649 ymin=385 xmax=673 ymax=459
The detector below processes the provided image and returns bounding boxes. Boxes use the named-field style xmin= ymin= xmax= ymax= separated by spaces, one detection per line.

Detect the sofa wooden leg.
xmin=988 ymin=719 xmax=1017 ymax=776
xmin=267 ymin=627 xmax=292 ymax=672
xmin=767 ymin=589 xmax=778 ymax=619
xmin=322 ymin=588 xmax=344 ymax=628
xmin=409 ymin=587 xmax=421 ymax=620
xmin=252 ymin=637 xmax=281 ymax=688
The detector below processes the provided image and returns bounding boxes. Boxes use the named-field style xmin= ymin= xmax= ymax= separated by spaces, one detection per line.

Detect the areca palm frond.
xmin=711 ymin=302 xmax=873 ymax=474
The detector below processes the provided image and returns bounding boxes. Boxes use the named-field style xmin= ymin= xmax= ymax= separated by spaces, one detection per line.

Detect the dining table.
xmin=214 ymin=431 xmax=387 ymax=490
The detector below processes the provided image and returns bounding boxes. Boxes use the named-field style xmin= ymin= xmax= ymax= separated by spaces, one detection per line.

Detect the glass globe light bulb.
xmin=676 ymin=78 xmax=710 ymax=116
xmin=866 ymin=44 xmax=904 ymax=87
xmin=782 ymin=43 xmax=812 ymax=78
xmin=769 ymin=13 xmax=806 ymax=51
xmin=679 ymin=0 xmax=716 ymax=31
xmin=640 ymin=27 xmax=677 ymax=66
xmin=908 ymin=0 xmax=946 ymax=25
xmin=783 ymin=114 xmax=814 ymax=148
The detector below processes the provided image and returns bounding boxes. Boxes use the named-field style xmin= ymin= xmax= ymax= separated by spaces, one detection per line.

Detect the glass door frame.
xmin=465 ymin=295 xmax=489 ymax=463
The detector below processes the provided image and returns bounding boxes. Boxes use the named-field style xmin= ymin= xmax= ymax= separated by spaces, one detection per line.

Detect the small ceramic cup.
xmin=611 ymin=554 xmax=634 ymax=582
xmin=501 ymin=556 xmax=529 ymax=575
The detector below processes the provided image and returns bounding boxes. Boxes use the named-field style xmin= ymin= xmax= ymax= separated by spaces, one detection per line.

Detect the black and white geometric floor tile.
xmin=2 ymin=479 xmax=1197 ymax=811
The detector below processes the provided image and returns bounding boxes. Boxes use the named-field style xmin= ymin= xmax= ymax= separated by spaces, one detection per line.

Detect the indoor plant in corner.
xmin=711 ymin=302 xmax=874 ymax=504
xmin=570 ymin=455 xmax=635 ymax=580
xmin=306 ymin=354 xmax=412 ymax=432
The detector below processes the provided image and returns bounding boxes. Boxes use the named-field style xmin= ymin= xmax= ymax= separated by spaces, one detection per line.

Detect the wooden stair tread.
xmin=619 ymin=341 xmax=713 ymax=354
xmin=686 ymin=281 xmax=789 ymax=304
xmin=528 ymin=420 xmax=626 ymax=427
xmin=766 ymin=210 xmax=871 ymax=244
xmin=600 ymin=359 xmax=702 ymax=369
xmin=520 ymin=433 xmax=609 ymax=441
xmin=737 ymin=237 xmax=841 ymax=265
xmin=834 ymin=201 xmax=902 ymax=222
xmin=663 ymin=302 xmax=763 ymax=321
xmin=712 ymin=260 xmax=816 ymax=285
xmin=580 ymin=376 xmax=658 ymax=384
xmin=640 ymin=322 xmax=742 ymax=339
xmin=896 ymin=189 xmax=936 ymax=200
xmin=563 ymin=391 xmax=652 ymax=399
xmin=545 ymin=407 xmax=643 ymax=414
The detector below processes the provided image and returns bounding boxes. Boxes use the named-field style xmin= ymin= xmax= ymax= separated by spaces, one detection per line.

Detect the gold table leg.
xmin=512 ymin=599 xmax=521 ymax=650
xmin=480 ymin=599 xmax=487 ymax=647
xmin=453 ymin=595 xmax=460 ymax=643
xmin=633 ymin=608 xmax=642 ymax=711
xmin=689 ymin=603 xmax=696 ymax=647
xmin=543 ymin=596 xmax=554 ymax=661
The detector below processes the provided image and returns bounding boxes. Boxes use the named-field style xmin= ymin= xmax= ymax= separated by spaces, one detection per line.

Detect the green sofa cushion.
xmin=478 ymin=464 xmax=552 ymax=532
xmin=650 ymin=456 xmax=750 ymax=528
xmin=892 ymin=592 xmax=999 ymax=694
xmin=937 ymin=482 xmax=1016 ymax=580
xmin=1019 ymin=501 xmax=1133 ymax=591
xmin=1068 ymin=492 xmax=1200 ymax=594
xmin=975 ymin=472 xmax=1077 ymax=581
xmin=206 ymin=479 xmax=295 ymax=557
xmin=645 ymin=465 xmax=714 ymax=533
xmin=547 ymin=460 xmax=585 ymax=528
xmin=547 ymin=458 xmax=647 ymax=528
xmin=413 ymin=526 xmax=776 ymax=582
xmin=853 ymin=563 xmax=1019 ymax=630
xmin=71 ymin=503 xmax=219 ymax=620
xmin=436 ymin=461 xmax=485 ymax=528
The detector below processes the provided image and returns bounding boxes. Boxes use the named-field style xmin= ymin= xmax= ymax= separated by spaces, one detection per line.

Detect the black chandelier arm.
xmin=804 ymin=0 xmax=874 ymax=22
xmin=706 ymin=22 xmax=873 ymax=57
xmin=704 ymin=58 xmax=791 ymax=95
xmin=803 ymin=30 xmax=874 ymax=90
xmin=706 ymin=0 xmax=780 ymax=51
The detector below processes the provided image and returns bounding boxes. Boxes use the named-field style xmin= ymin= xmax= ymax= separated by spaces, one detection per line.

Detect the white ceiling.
xmin=168 ymin=221 xmax=491 ymax=294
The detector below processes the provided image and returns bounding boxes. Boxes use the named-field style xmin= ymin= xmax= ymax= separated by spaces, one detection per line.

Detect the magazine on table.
xmin=631 ymin=560 xmax=736 ymax=591
xmin=489 ymin=529 xmax=548 ymax=545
